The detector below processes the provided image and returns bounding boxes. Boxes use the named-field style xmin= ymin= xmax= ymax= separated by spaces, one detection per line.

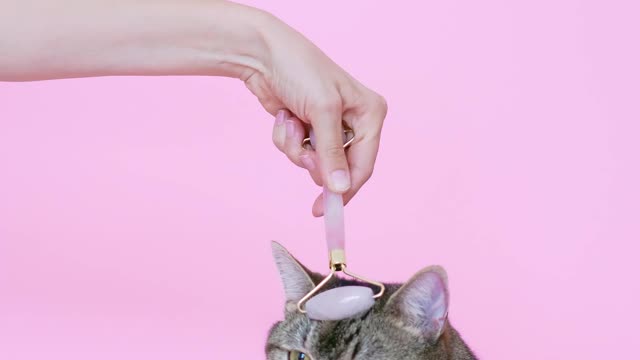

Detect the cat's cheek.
xmin=266 ymin=348 xmax=288 ymax=360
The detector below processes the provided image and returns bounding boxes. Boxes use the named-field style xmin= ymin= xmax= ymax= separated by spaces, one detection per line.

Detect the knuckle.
xmin=271 ymin=136 xmax=280 ymax=149
xmin=378 ymin=95 xmax=389 ymax=115
xmin=357 ymin=164 xmax=375 ymax=184
xmin=282 ymin=144 xmax=305 ymax=166
xmin=371 ymin=93 xmax=388 ymax=117
xmin=310 ymin=96 xmax=342 ymax=114
xmin=284 ymin=135 xmax=303 ymax=155
xmin=286 ymin=155 xmax=304 ymax=168
xmin=363 ymin=167 xmax=374 ymax=182
xmin=283 ymin=146 xmax=301 ymax=160
xmin=272 ymin=131 xmax=284 ymax=150
xmin=324 ymin=144 xmax=346 ymax=160
xmin=285 ymin=147 xmax=303 ymax=162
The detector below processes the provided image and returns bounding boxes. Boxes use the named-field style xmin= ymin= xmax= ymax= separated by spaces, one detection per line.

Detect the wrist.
xmin=202 ymin=1 xmax=277 ymax=80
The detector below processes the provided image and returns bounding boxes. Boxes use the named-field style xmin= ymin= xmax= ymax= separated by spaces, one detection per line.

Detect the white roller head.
xmin=306 ymin=286 xmax=375 ymax=321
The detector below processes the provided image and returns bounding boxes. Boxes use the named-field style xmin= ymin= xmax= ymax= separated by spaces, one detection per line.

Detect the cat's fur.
xmin=266 ymin=242 xmax=477 ymax=360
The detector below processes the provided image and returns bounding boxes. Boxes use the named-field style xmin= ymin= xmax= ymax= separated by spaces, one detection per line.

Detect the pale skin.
xmin=0 ymin=0 xmax=387 ymax=216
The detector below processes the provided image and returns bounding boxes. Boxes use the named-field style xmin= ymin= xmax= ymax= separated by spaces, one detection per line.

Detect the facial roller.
xmin=298 ymin=126 xmax=385 ymax=321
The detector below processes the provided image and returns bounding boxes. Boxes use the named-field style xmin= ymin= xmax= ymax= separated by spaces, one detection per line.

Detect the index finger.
xmin=309 ymin=101 xmax=351 ymax=193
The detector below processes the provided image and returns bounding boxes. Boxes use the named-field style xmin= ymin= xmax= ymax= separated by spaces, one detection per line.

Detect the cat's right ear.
xmin=384 ymin=265 xmax=450 ymax=341
xmin=271 ymin=241 xmax=315 ymax=312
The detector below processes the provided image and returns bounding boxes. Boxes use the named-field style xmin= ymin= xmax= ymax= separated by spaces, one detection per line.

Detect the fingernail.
xmin=276 ymin=110 xmax=286 ymax=125
xmin=285 ymin=119 xmax=296 ymax=138
xmin=329 ymin=170 xmax=351 ymax=192
xmin=300 ymin=154 xmax=315 ymax=170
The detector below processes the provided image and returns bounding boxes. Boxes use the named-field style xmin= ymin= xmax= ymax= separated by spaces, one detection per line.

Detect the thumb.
xmin=309 ymin=103 xmax=351 ymax=193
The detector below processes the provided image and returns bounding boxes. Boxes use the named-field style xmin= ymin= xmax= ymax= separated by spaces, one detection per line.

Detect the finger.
xmin=272 ymin=109 xmax=287 ymax=152
xmin=340 ymin=94 xmax=386 ymax=205
xmin=312 ymin=192 xmax=324 ymax=217
xmin=300 ymin=152 xmax=323 ymax=186
xmin=342 ymin=132 xmax=380 ymax=205
xmin=284 ymin=112 xmax=323 ymax=184
xmin=309 ymin=99 xmax=351 ymax=193
xmin=312 ymin=100 xmax=386 ymax=216
xmin=283 ymin=113 xmax=308 ymax=168
xmin=310 ymin=133 xmax=379 ymax=217
xmin=275 ymin=110 xmax=323 ymax=184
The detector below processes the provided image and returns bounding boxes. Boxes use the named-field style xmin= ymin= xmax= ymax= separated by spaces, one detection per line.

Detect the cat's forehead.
xmin=273 ymin=300 xmax=391 ymax=351
xmin=302 ymin=309 xmax=384 ymax=358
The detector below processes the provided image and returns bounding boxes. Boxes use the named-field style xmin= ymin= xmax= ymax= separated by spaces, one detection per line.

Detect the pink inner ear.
xmin=422 ymin=272 xmax=448 ymax=317
xmin=398 ymin=270 xmax=449 ymax=335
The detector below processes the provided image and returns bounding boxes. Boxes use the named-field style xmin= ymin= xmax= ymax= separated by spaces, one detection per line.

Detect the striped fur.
xmin=267 ymin=242 xmax=477 ymax=360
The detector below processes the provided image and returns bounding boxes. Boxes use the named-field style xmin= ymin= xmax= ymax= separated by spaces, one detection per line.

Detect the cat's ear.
xmin=384 ymin=266 xmax=449 ymax=340
xmin=271 ymin=241 xmax=315 ymax=310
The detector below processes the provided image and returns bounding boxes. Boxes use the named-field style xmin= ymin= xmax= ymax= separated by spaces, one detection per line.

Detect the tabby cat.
xmin=266 ymin=242 xmax=477 ymax=360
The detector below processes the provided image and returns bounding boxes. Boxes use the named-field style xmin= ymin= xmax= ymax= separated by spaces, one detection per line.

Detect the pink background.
xmin=1 ymin=0 xmax=639 ymax=359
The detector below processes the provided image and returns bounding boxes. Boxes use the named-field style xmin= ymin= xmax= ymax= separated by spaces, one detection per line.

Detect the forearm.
xmin=0 ymin=0 xmax=273 ymax=81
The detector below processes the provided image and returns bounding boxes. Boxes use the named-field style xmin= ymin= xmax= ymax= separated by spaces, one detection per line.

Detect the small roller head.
xmin=306 ymin=286 xmax=375 ymax=321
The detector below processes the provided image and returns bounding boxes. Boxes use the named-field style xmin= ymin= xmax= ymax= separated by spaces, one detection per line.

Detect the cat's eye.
xmin=288 ymin=350 xmax=307 ymax=360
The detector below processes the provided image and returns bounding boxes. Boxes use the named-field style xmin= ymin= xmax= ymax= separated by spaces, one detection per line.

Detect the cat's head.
xmin=266 ymin=242 xmax=476 ymax=360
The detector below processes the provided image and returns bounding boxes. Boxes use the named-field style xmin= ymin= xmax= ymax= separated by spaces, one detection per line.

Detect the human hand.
xmin=0 ymin=0 xmax=386 ymax=218
xmin=243 ymin=13 xmax=388 ymax=217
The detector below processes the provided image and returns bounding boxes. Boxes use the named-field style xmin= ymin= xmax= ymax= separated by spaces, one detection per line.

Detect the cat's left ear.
xmin=271 ymin=241 xmax=316 ymax=311
xmin=384 ymin=266 xmax=449 ymax=341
